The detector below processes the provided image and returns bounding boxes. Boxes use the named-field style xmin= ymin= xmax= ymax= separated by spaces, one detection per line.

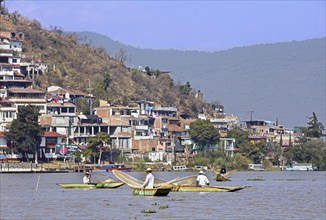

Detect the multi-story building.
xmin=0 ymin=32 xmax=47 ymax=132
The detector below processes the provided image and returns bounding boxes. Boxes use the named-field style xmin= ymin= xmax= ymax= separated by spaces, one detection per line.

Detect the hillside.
xmin=1 ymin=13 xmax=213 ymax=117
xmin=78 ymin=31 xmax=326 ymax=127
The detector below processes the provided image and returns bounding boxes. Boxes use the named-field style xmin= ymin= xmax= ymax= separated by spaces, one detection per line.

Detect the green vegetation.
xmin=306 ymin=112 xmax=325 ymax=138
xmin=188 ymin=112 xmax=326 ymax=170
xmin=227 ymin=127 xmax=249 ymax=147
xmin=283 ymin=112 xmax=326 ymax=170
xmin=238 ymin=142 xmax=265 ymax=164
xmin=187 ymin=150 xmax=251 ymax=171
xmin=285 ymin=138 xmax=326 ymax=170
xmin=87 ymin=132 xmax=111 ymax=165
xmin=5 ymin=105 xmax=43 ymax=162
xmin=189 ymin=119 xmax=220 ymax=151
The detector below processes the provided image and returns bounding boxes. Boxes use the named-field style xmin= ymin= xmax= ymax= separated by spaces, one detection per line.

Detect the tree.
xmin=284 ymin=139 xmax=326 ymax=170
xmin=87 ymin=132 xmax=111 ymax=164
xmin=5 ymin=105 xmax=43 ymax=162
xmin=180 ymin=81 xmax=192 ymax=95
xmin=75 ymin=97 xmax=90 ymax=114
xmin=189 ymin=119 xmax=220 ymax=151
xmin=144 ymin=66 xmax=152 ymax=76
xmin=227 ymin=126 xmax=249 ymax=148
xmin=103 ymin=73 xmax=111 ymax=91
xmin=306 ymin=112 xmax=324 ymax=138
xmin=115 ymin=48 xmax=127 ymax=64
xmin=239 ymin=142 xmax=265 ymax=164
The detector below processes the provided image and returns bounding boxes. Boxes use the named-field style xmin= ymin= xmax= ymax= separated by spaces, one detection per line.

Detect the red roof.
xmin=8 ymin=88 xmax=45 ymax=94
xmin=78 ymin=145 xmax=88 ymax=149
xmin=167 ymin=124 xmax=185 ymax=132
xmin=43 ymin=131 xmax=65 ymax=137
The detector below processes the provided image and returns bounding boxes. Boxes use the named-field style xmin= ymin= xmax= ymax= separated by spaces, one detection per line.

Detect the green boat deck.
xmin=56 ymin=182 xmax=125 ymax=189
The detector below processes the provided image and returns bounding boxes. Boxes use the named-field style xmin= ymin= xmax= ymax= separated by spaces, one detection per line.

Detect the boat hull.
xmin=285 ymin=163 xmax=313 ymax=171
xmin=172 ymin=185 xmax=244 ymax=192
xmin=56 ymin=182 xmax=125 ymax=189
xmin=93 ymin=182 xmax=125 ymax=188
xmin=131 ymin=187 xmax=172 ymax=196
xmin=215 ymin=174 xmax=230 ymax=182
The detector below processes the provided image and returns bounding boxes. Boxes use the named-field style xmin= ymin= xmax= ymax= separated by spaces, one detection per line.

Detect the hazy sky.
xmin=5 ymin=1 xmax=326 ymax=51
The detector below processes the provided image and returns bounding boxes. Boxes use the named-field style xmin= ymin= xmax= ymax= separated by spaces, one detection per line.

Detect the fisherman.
xmin=220 ymin=166 xmax=226 ymax=174
xmin=83 ymin=172 xmax=91 ymax=184
xmin=196 ymin=170 xmax=209 ymax=186
xmin=142 ymin=168 xmax=155 ymax=188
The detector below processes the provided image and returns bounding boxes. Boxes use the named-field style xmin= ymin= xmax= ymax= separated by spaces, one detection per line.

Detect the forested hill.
xmin=1 ymin=13 xmax=213 ymax=117
xmin=77 ymin=31 xmax=326 ymax=128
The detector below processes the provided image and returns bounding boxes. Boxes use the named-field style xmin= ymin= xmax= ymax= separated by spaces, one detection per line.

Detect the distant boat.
xmin=285 ymin=163 xmax=313 ymax=171
xmin=193 ymin=165 xmax=208 ymax=171
xmin=248 ymin=164 xmax=265 ymax=171
xmin=208 ymin=166 xmax=236 ymax=181
xmin=215 ymin=170 xmax=237 ymax=182
xmin=95 ymin=164 xmax=132 ymax=172
xmin=172 ymin=165 xmax=188 ymax=171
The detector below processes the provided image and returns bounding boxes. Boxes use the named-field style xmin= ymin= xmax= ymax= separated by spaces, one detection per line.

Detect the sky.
xmin=3 ymin=1 xmax=326 ymax=127
xmin=5 ymin=1 xmax=326 ymax=51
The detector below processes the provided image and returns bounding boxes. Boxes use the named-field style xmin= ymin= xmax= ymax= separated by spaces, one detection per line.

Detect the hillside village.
xmin=0 ymin=30 xmax=310 ymax=169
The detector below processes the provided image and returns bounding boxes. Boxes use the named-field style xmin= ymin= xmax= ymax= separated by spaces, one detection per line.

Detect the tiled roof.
xmin=167 ymin=124 xmax=185 ymax=132
xmin=8 ymin=88 xmax=45 ymax=94
xmin=49 ymin=88 xmax=89 ymax=97
xmin=43 ymin=131 xmax=65 ymax=137
xmin=109 ymin=118 xmax=130 ymax=126
xmin=47 ymin=102 xmax=76 ymax=107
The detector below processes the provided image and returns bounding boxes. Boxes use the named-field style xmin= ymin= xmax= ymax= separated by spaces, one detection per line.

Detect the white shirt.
xmin=83 ymin=175 xmax=91 ymax=184
xmin=142 ymin=173 xmax=154 ymax=188
xmin=196 ymin=174 xmax=209 ymax=186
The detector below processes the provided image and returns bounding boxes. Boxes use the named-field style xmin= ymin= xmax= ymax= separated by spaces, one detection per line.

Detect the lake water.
xmin=0 ymin=171 xmax=325 ymax=220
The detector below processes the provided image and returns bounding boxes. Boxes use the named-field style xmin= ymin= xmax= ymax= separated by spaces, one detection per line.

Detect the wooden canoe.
xmin=171 ymin=185 xmax=245 ymax=192
xmin=57 ymin=183 xmax=97 ymax=189
xmin=215 ymin=174 xmax=231 ymax=182
xmin=131 ymin=186 xmax=172 ymax=196
xmin=215 ymin=170 xmax=237 ymax=182
xmin=56 ymin=181 xmax=125 ymax=189
xmin=93 ymin=181 xmax=125 ymax=188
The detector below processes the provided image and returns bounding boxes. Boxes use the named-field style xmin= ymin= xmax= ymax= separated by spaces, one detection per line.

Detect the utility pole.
xmin=87 ymin=79 xmax=93 ymax=115
xmin=248 ymin=111 xmax=254 ymax=121
xmin=0 ymin=0 xmax=5 ymax=26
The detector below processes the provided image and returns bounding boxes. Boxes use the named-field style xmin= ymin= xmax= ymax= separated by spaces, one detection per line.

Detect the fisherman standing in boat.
xmin=83 ymin=172 xmax=91 ymax=184
xmin=142 ymin=168 xmax=155 ymax=188
xmin=196 ymin=170 xmax=209 ymax=186
xmin=220 ymin=166 xmax=226 ymax=174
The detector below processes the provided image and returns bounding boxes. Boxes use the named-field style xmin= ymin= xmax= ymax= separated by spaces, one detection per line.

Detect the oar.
xmin=89 ymin=173 xmax=110 ymax=177
xmin=208 ymin=165 xmax=219 ymax=175
xmin=36 ymin=175 xmax=41 ymax=191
